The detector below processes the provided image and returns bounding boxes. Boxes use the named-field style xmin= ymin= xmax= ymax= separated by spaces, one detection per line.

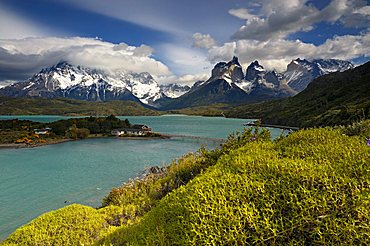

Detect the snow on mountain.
xmin=235 ymin=61 xmax=281 ymax=93
xmin=0 ymin=62 xmax=168 ymax=105
xmin=210 ymin=56 xmax=244 ymax=84
xmin=160 ymin=83 xmax=191 ymax=98
xmin=284 ymin=58 xmax=354 ymax=92
xmin=0 ymin=58 xmax=355 ymax=108
xmin=115 ymin=72 xmax=163 ymax=104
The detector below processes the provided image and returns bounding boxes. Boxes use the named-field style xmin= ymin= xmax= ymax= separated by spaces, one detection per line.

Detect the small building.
xmin=132 ymin=124 xmax=152 ymax=132
xmin=34 ymin=128 xmax=51 ymax=135
xmin=111 ymin=125 xmax=152 ymax=136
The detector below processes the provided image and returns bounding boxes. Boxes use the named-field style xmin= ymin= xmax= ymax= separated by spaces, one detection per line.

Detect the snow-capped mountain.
xmin=210 ymin=56 xmax=244 ymax=83
xmin=158 ymin=57 xmax=250 ymax=109
xmin=284 ymin=58 xmax=354 ymax=92
xmin=0 ymin=62 xmax=165 ymax=105
xmin=160 ymin=83 xmax=191 ymax=98
xmin=0 ymin=57 xmax=355 ymax=109
xmin=235 ymin=61 xmax=282 ymax=93
xmin=159 ymin=56 xmax=354 ymax=109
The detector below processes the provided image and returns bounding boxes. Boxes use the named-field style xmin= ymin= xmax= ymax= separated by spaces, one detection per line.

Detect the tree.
xmin=65 ymin=124 xmax=78 ymax=139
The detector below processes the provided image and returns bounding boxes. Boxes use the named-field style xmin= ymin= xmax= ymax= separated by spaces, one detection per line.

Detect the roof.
xmin=132 ymin=124 xmax=151 ymax=129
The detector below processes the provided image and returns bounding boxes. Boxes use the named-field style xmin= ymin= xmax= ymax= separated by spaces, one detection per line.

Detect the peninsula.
xmin=0 ymin=115 xmax=161 ymax=148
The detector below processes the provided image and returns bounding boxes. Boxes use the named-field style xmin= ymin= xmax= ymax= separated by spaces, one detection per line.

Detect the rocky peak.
xmin=210 ymin=56 xmax=244 ymax=82
xmin=245 ymin=60 xmax=265 ymax=81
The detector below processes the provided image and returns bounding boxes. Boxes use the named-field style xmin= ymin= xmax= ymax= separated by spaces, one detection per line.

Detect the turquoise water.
xmin=0 ymin=115 xmax=282 ymax=239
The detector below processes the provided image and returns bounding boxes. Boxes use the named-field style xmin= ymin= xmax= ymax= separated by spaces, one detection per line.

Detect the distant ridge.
xmin=158 ymin=57 xmax=354 ymax=109
xmin=226 ymin=61 xmax=369 ymax=127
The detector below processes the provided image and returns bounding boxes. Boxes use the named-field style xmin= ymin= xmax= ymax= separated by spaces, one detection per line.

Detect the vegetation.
xmin=0 ymin=97 xmax=161 ymax=116
xmin=169 ymin=103 xmax=231 ymax=117
xmin=0 ymin=115 xmax=138 ymax=145
xmin=2 ymin=121 xmax=369 ymax=245
xmin=3 ymin=204 xmax=122 ymax=246
xmin=226 ymin=62 xmax=370 ymax=127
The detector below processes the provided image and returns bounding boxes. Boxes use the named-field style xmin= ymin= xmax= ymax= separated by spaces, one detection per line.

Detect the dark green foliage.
xmin=0 ymin=116 xmax=132 ymax=144
xmin=226 ymin=62 xmax=370 ymax=127
xmin=339 ymin=119 xmax=370 ymax=139
xmin=49 ymin=115 xmax=131 ymax=135
xmin=0 ymin=97 xmax=161 ymax=116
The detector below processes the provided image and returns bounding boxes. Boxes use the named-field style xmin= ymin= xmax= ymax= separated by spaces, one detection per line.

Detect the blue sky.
xmin=0 ymin=0 xmax=369 ymax=85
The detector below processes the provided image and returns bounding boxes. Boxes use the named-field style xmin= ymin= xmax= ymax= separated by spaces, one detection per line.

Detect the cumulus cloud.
xmin=228 ymin=8 xmax=257 ymax=20
xmin=230 ymin=0 xmax=369 ymax=41
xmin=192 ymin=33 xmax=217 ymax=49
xmin=192 ymin=0 xmax=369 ymax=71
xmin=0 ymin=37 xmax=171 ymax=82
xmin=207 ymin=32 xmax=370 ymax=71
xmin=177 ymin=73 xmax=209 ymax=85
xmin=157 ymin=73 xmax=209 ymax=86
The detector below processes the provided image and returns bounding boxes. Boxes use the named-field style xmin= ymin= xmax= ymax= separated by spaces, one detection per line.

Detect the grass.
xmin=2 ymin=122 xmax=369 ymax=245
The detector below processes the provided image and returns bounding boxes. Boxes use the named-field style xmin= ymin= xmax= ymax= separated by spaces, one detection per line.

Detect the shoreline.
xmin=0 ymin=138 xmax=75 ymax=149
xmin=0 ymin=134 xmax=170 ymax=149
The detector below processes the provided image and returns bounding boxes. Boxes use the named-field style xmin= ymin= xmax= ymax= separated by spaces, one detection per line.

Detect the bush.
xmin=100 ymin=128 xmax=370 ymax=245
xmin=3 ymin=204 xmax=121 ymax=246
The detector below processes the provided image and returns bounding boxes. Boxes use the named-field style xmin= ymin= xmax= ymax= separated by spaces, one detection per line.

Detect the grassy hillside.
xmin=3 ymin=121 xmax=369 ymax=245
xmin=226 ymin=62 xmax=370 ymax=127
xmin=0 ymin=97 xmax=161 ymax=116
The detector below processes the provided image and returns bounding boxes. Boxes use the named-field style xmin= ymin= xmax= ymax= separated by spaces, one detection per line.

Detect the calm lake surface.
xmin=0 ymin=115 xmax=282 ymax=239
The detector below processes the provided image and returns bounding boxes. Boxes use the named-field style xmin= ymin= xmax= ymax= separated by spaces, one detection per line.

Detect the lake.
xmin=0 ymin=115 xmax=283 ymax=239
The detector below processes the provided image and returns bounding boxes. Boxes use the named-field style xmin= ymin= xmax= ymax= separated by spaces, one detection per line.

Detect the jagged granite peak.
xmin=245 ymin=60 xmax=265 ymax=82
xmin=157 ymin=57 xmax=249 ymax=109
xmin=0 ymin=62 xmax=168 ymax=105
xmin=210 ymin=56 xmax=244 ymax=83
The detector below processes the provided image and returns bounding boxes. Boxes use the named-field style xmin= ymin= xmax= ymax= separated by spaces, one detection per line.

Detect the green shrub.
xmin=340 ymin=119 xmax=370 ymax=139
xmin=100 ymin=128 xmax=370 ymax=245
xmin=100 ymin=127 xmax=267 ymax=227
xmin=3 ymin=204 xmax=121 ymax=246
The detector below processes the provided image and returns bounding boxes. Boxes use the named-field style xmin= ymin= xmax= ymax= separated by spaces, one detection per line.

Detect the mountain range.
xmin=226 ymin=61 xmax=370 ymax=127
xmin=0 ymin=57 xmax=354 ymax=109
xmin=158 ymin=57 xmax=353 ymax=109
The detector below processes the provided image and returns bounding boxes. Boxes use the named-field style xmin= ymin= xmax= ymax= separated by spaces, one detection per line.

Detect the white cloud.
xmin=178 ymin=73 xmax=209 ymax=85
xmin=0 ymin=37 xmax=171 ymax=82
xmin=156 ymin=73 xmax=208 ymax=86
xmin=157 ymin=43 xmax=212 ymax=76
xmin=230 ymin=0 xmax=369 ymax=41
xmin=192 ymin=33 xmax=217 ymax=49
xmin=207 ymin=32 xmax=370 ymax=71
xmin=228 ymin=8 xmax=257 ymax=20
xmin=189 ymin=0 xmax=369 ymax=71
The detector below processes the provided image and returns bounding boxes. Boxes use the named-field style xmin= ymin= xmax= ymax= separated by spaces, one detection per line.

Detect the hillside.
xmin=226 ymin=62 xmax=370 ymax=127
xmin=2 ymin=122 xmax=370 ymax=245
xmin=0 ymin=97 xmax=161 ymax=116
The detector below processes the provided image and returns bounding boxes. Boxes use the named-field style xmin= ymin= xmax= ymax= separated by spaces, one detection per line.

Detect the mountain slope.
xmin=159 ymin=57 xmax=250 ymax=109
xmin=160 ymin=83 xmax=191 ymax=98
xmin=284 ymin=58 xmax=353 ymax=92
xmin=158 ymin=57 xmax=353 ymax=110
xmin=0 ymin=62 xmax=165 ymax=105
xmin=0 ymin=96 xmax=161 ymax=116
xmin=226 ymin=61 xmax=370 ymax=127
